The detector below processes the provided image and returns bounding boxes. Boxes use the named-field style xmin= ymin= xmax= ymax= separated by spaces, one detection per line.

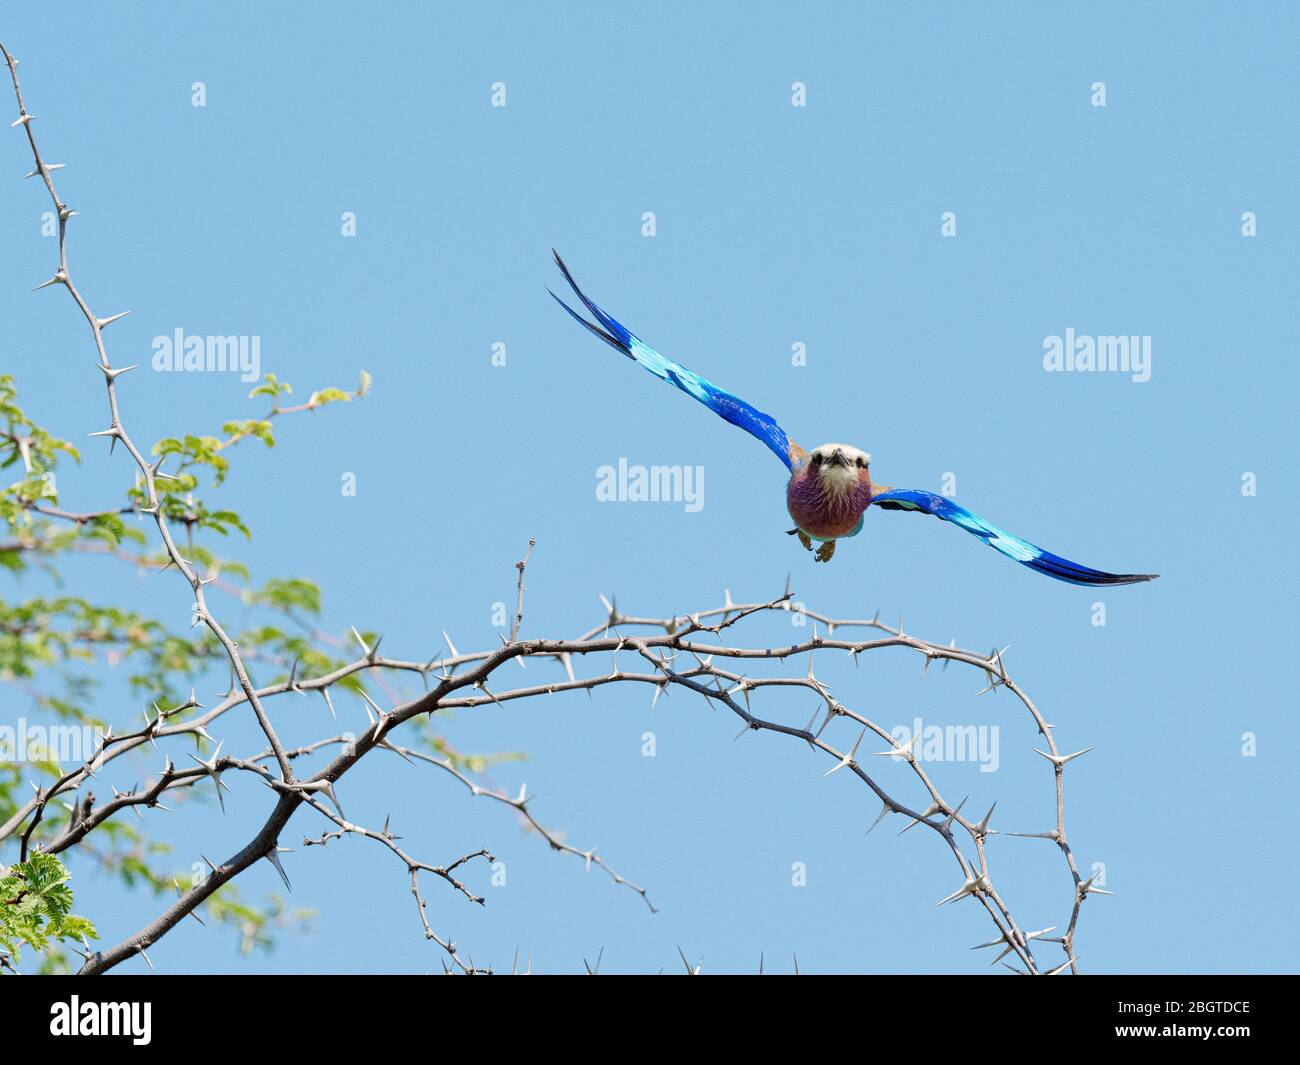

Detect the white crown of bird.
xmin=810 ymin=443 xmax=870 ymax=492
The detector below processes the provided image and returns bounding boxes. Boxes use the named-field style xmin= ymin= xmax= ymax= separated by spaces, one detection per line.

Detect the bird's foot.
xmin=787 ymin=528 xmax=813 ymax=552
xmin=814 ymin=540 xmax=836 ymax=563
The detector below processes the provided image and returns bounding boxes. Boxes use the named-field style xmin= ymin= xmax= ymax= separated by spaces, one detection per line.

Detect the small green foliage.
xmin=83 ymin=512 xmax=146 ymax=548
xmin=0 ymin=375 xmax=81 ymax=472
xmin=248 ymin=372 xmax=291 ymax=401
xmin=254 ymin=577 xmax=323 ymax=615
xmin=414 ymin=719 xmax=528 ymax=775
xmin=307 ymin=387 xmax=351 ymax=407
xmin=0 ymin=375 xmax=85 ymax=565
xmin=1 ymin=69 xmax=393 ymax=973
xmin=0 ymin=852 xmax=98 ymax=970
xmin=1 ymin=364 xmax=372 ymax=968
xmin=204 ymin=887 xmax=317 ymax=955
xmin=220 ymin=419 xmax=276 ymax=448
xmin=153 ymin=434 xmax=231 ymax=484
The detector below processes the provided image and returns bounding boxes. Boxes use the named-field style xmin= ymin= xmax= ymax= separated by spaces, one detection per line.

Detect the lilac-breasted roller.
xmin=550 ymin=253 xmax=1157 ymax=586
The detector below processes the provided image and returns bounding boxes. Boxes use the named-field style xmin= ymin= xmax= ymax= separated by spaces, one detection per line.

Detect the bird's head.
xmin=807 ymin=443 xmax=870 ymax=494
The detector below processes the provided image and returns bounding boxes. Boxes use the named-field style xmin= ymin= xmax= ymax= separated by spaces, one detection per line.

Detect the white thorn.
xmin=264 ymin=846 xmax=292 ymax=892
xmin=1078 ymin=872 xmax=1114 ymax=897
xmin=872 ymin=732 xmax=917 ymax=762
xmin=936 ymin=872 xmax=988 ymax=906
xmin=866 ymin=800 xmax=894 ymax=835
xmin=359 ymin=688 xmax=383 ymax=723
xmin=898 ymin=801 xmax=942 ymax=835
xmin=823 ymin=727 xmax=866 ymax=777
xmin=1034 ymin=746 xmax=1094 ymax=767
xmin=558 ymin=652 xmax=576 ymax=684
xmin=32 ymin=271 xmax=67 ymax=290
xmin=350 ymin=625 xmax=372 ymax=657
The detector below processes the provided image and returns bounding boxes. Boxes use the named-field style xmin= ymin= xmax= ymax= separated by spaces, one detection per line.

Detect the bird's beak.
xmin=828 ymin=449 xmax=850 ymax=469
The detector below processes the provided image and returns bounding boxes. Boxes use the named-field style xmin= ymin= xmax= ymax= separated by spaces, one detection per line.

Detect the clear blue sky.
xmin=1 ymin=2 xmax=1296 ymax=973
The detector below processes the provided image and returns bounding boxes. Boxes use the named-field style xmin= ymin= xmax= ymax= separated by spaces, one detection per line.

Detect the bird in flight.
xmin=549 ymin=252 xmax=1157 ymax=586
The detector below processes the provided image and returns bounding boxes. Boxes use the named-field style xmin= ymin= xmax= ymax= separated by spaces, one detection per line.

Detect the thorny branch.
xmin=0 ymin=44 xmax=1101 ymax=975
xmin=1 ymin=40 xmax=295 ymax=787
xmin=7 ymin=563 xmax=1098 ymax=973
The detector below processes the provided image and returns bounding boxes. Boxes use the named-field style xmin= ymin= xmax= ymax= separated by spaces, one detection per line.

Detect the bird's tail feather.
xmin=549 ymin=250 xmax=635 ymax=351
xmin=548 ymin=286 xmax=628 ymax=354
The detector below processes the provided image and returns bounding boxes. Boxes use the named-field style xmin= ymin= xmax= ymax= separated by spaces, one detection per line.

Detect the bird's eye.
xmin=811 ymin=454 xmax=822 ymax=465
xmin=855 ymin=457 xmax=866 ymax=468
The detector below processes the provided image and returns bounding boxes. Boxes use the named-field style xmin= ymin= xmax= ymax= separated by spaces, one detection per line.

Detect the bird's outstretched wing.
xmin=870 ymin=488 xmax=1158 ymax=586
xmin=550 ymin=251 xmax=808 ymax=472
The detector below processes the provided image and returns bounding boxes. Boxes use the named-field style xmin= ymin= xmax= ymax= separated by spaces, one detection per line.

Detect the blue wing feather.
xmin=870 ymin=488 xmax=1158 ymax=587
xmin=550 ymin=252 xmax=803 ymax=471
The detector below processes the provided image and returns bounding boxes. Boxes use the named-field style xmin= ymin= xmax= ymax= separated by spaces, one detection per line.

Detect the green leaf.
xmin=0 ymin=853 xmax=98 ymax=969
xmin=308 ymin=388 xmax=350 ymax=407
xmin=248 ymin=372 xmax=291 ymax=400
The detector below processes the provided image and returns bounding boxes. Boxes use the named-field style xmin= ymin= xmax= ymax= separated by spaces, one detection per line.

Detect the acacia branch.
xmin=1 ymin=40 xmax=294 ymax=783
xmin=45 ymin=579 xmax=1092 ymax=975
